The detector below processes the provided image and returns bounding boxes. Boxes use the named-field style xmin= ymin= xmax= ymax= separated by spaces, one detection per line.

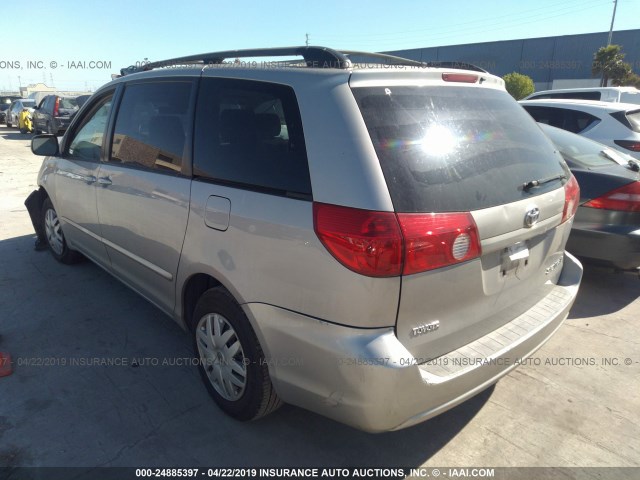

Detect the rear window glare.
xmin=352 ymin=86 xmax=569 ymax=212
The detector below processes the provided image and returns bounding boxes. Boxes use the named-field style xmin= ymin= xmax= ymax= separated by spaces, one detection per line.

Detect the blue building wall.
xmin=385 ymin=29 xmax=640 ymax=90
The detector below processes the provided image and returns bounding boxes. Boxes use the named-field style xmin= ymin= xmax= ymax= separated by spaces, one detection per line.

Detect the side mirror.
xmin=31 ymin=135 xmax=59 ymax=157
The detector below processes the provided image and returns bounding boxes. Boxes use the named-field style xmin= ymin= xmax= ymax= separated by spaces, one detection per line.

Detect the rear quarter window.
xmin=352 ymin=86 xmax=569 ymax=212
xmin=193 ymin=78 xmax=311 ymax=198
xmin=523 ymin=105 xmax=600 ymax=134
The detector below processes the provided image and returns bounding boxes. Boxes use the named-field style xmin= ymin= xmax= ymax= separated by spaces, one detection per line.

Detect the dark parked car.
xmin=0 ymin=103 xmax=10 ymax=124
xmin=32 ymin=95 xmax=80 ymax=135
xmin=539 ymin=123 xmax=640 ymax=271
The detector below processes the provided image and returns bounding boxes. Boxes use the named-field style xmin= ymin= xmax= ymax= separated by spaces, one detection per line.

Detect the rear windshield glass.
xmin=539 ymin=123 xmax=631 ymax=168
xmin=59 ymin=97 xmax=79 ymax=109
xmin=352 ymin=86 xmax=569 ymax=212
xmin=531 ymin=92 xmax=601 ymax=101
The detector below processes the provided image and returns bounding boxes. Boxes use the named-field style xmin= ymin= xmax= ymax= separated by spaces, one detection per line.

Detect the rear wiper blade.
xmin=522 ymin=173 xmax=567 ymax=191
xmin=599 ymin=149 xmax=627 ymax=166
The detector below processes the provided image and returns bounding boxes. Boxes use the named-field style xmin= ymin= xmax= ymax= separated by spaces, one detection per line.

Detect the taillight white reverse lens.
xmin=562 ymin=175 xmax=580 ymax=223
xmin=583 ymin=181 xmax=640 ymax=212
xmin=396 ymin=212 xmax=481 ymax=275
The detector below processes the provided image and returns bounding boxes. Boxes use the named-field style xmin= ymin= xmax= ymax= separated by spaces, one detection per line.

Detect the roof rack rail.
xmin=119 ymin=46 xmax=489 ymax=76
xmin=120 ymin=46 xmax=352 ymax=76
xmin=339 ymin=50 xmax=427 ymax=67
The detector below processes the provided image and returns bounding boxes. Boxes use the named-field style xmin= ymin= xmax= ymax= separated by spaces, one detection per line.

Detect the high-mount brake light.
xmin=442 ymin=73 xmax=478 ymax=83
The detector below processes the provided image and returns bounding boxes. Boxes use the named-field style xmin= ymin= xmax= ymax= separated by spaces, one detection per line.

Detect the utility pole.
xmin=607 ymin=0 xmax=618 ymax=46
xmin=305 ymin=33 xmax=309 ymax=47
xmin=601 ymin=0 xmax=618 ymax=86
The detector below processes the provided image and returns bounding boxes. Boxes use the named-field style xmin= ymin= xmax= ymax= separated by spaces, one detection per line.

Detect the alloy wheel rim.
xmin=196 ymin=313 xmax=247 ymax=401
xmin=44 ymin=208 xmax=64 ymax=255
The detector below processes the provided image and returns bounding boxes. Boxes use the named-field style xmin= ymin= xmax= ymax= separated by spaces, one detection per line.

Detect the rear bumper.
xmin=244 ymin=252 xmax=583 ymax=432
xmin=567 ymin=223 xmax=640 ymax=271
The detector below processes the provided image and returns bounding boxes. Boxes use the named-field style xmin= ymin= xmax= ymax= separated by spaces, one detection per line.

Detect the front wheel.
xmin=192 ymin=287 xmax=282 ymax=421
xmin=41 ymin=198 xmax=83 ymax=264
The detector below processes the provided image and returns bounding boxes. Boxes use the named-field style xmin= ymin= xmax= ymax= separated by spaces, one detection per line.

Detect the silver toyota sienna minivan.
xmin=26 ymin=47 xmax=583 ymax=432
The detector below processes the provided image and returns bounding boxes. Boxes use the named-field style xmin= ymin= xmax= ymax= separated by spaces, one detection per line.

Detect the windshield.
xmin=352 ymin=86 xmax=569 ymax=212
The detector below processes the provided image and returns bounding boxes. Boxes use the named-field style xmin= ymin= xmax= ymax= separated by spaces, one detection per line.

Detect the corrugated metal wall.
xmin=385 ymin=29 xmax=640 ymax=90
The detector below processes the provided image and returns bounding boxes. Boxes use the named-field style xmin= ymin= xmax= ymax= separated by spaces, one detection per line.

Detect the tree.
xmin=592 ymin=45 xmax=632 ymax=86
xmin=621 ymin=72 xmax=640 ymax=89
xmin=503 ymin=72 xmax=535 ymax=100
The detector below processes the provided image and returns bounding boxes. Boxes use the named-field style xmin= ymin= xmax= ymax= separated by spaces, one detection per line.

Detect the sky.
xmin=1 ymin=0 xmax=638 ymax=92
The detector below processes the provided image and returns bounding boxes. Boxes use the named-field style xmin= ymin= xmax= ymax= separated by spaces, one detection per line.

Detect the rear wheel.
xmin=192 ymin=287 xmax=282 ymax=421
xmin=41 ymin=198 xmax=83 ymax=264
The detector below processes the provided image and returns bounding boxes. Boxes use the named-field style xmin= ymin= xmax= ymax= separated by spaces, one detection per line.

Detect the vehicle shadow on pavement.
xmin=0 ymin=131 xmax=36 ymax=141
xmin=0 ymin=233 xmax=495 ymax=469
xmin=568 ymin=264 xmax=639 ymax=319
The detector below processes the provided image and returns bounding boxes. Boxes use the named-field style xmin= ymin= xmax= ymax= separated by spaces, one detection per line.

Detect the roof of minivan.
xmin=103 ymin=63 xmax=506 ymax=93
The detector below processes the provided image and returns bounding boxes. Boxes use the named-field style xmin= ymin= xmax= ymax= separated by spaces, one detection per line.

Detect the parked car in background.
xmin=539 ymin=123 xmax=640 ymax=271
xmin=520 ymin=99 xmax=640 ymax=159
xmin=1 ymin=95 xmax=21 ymax=107
xmin=33 ymin=95 xmax=80 ymax=135
xmin=524 ymin=86 xmax=640 ymax=104
xmin=0 ymin=103 xmax=11 ymax=124
xmin=75 ymin=94 xmax=91 ymax=108
xmin=27 ymin=46 xmax=582 ymax=432
xmin=5 ymin=99 xmax=35 ymax=128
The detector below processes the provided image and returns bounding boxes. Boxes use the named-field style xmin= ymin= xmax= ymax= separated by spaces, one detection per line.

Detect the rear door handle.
xmin=97 ymin=177 xmax=112 ymax=186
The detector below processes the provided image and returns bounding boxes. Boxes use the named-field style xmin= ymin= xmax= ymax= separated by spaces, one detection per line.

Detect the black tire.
xmin=192 ymin=287 xmax=282 ymax=421
xmin=41 ymin=197 xmax=83 ymax=264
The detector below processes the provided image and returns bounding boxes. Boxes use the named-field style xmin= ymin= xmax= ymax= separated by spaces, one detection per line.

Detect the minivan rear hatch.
xmin=350 ymin=71 xmax=575 ymax=360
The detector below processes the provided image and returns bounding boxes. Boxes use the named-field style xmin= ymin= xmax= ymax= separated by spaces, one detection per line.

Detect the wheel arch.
xmin=179 ymin=272 xmax=271 ymax=358
xmin=181 ymin=273 xmax=224 ymax=331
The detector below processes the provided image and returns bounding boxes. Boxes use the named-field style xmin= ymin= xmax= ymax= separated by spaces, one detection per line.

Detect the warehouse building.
xmin=385 ymin=29 xmax=640 ymax=91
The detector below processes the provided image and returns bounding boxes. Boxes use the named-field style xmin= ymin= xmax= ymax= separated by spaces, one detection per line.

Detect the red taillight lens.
xmin=53 ymin=97 xmax=60 ymax=117
xmin=442 ymin=73 xmax=478 ymax=83
xmin=562 ymin=175 xmax=580 ymax=223
xmin=313 ymin=203 xmax=403 ymax=277
xmin=397 ymin=212 xmax=481 ymax=275
xmin=614 ymin=140 xmax=640 ymax=152
xmin=314 ymin=204 xmax=482 ymax=277
xmin=583 ymin=182 xmax=640 ymax=212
